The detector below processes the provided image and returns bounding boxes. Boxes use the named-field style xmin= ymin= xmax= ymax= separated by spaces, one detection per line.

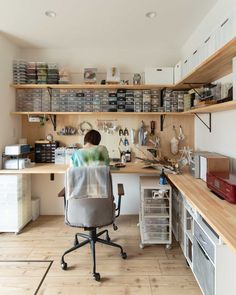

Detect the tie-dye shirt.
xmin=70 ymin=145 xmax=110 ymax=167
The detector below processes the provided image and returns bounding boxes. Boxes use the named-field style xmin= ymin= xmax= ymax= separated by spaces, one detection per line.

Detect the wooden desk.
xmin=0 ymin=162 xmax=160 ymax=175
xmin=168 ymin=173 xmax=236 ymax=253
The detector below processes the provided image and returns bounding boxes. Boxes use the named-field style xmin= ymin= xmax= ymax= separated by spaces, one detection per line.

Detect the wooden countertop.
xmin=0 ymin=162 xmax=160 ymax=175
xmin=168 ymin=173 xmax=236 ymax=253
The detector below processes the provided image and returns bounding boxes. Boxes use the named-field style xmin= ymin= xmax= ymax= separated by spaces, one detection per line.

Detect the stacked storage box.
xmin=84 ymin=90 xmax=94 ymax=112
xmin=93 ymin=90 xmax=102 ymax=112
xmin=27 ymin=62 xmax=37 ymax=84
xmin=41 ymin=89 xmax=51 ymax=112
xmin=76 ymin=90 xmax=85 ymax=112
xmin=51 ymin=89 xmax=60 ymax=112
xmin=0 ymin=174 xmax=31 ymax=233
xmin=37 ymin=62 xmax=48 ymax=84
xmin=134 ymin=90 xmax=143 ymax=112
xmin=183 ymin=92 xmax=192 ymax=111
xmin=31 ymin=89 xmax=42 ymax=111
xmin=143 ymin=90 xmax=151 ymax=112
xmin=108 ymin=91 xmax=117 ymax=112
xmin=13 ymin=60 xmax=27 ymax=84
xmin=47 ymin=63 xmax=59 ymax=84
xmin=59 ymin=89 xmax=68 ymax=112
xmin=125 ymin=90 xmax=134 ymax=112
xmin=101 ymin=90 xmax=109 ymax=112
xmin=117 ymin=89 xmax=126 ymax=112
xmin=67 ymin=89 xmax=77 ymax=112
xmin=163 ymin=90 xmax=185 ymax=112
xmin=35 ymin=141 xmax=59 ymax=163
xmin=151 ymin=89 xmax=161 ymax=112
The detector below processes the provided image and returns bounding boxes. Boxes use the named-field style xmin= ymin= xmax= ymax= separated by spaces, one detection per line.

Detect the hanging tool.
xmin=123 ymin=128 xmax=129 ymax=136
xmin=138 ymin=121 xmax=145 ymax=146
xmin=178 ymin=125 xmax=185 ymax=142
xmin=150 ymin=121 xmax=155 ymax=136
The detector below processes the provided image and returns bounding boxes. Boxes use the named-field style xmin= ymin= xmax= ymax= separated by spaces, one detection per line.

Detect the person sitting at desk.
xmin=71 ymin=129 xmax=110 ymax=167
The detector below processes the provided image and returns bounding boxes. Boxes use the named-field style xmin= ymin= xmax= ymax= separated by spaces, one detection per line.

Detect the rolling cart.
xmin=139 ymin=176 xmax=172 ymax=249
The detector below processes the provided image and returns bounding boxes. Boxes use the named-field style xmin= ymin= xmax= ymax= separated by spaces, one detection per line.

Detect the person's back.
xmin=71 ymin=129 xmax=110 ymax=167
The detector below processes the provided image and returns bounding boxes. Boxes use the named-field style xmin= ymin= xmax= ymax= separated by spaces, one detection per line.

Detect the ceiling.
xmin=0 ymin=0 xmax=217 ymax=50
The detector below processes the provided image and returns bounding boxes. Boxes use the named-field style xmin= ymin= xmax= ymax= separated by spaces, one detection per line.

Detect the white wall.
xmin=0 ymin=34 xmax=21 ymax=166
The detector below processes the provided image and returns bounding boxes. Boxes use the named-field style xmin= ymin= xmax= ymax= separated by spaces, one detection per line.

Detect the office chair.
xmin=60 ymin=166 xmax=127 ymax=281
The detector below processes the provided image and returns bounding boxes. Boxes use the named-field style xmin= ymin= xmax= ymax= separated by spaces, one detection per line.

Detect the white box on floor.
xmin=145 ymin=67 xmax=174 ymax=84
xmin=32 ymin=197 xmax=40 ymax=221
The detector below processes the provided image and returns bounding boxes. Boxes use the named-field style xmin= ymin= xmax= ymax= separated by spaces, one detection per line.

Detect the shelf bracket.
xmin=49 ymin=114 xmax=57 ymax=131
xmin=160 ymin=114 xmax=166 ymax=132
xmin=194 ymin=112 xmax=212 ymax=132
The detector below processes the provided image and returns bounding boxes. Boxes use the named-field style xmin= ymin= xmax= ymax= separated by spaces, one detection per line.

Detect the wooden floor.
xmin=0 ymin=215 xmax=201 ymax=295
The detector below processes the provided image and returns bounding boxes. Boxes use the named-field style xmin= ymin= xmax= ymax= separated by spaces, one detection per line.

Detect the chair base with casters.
xmin=61 ymin=227 xmax=127 ymax=281
xmin=59 ymin=180 xmax=126 ymax=281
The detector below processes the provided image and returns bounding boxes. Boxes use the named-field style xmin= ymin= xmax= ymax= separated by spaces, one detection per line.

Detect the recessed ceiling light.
xmin=45 ymin=10 xmax=56 ymax=18
xmin=145 ymin=11 xmax=157 ymax=19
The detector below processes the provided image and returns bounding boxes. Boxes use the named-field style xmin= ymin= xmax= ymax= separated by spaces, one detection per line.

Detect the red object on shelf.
xmin=207 ymin=172 xmax=236 ymax=204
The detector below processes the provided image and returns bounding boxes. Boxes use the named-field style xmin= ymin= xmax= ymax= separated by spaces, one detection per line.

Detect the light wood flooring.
xmin=0 ymin=215 xmax=201 ymax=295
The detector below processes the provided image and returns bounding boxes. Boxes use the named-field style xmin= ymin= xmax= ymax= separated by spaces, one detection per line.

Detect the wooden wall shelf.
xmin=11 ymin=84 xmax=174 ymax=90
xmin=175 ymin=37 xmax=236 ymax=89
xmin=11 ymin=111 xmax=188 ymax=116
xmin=185 ymin=100 xmax=236 ymax=114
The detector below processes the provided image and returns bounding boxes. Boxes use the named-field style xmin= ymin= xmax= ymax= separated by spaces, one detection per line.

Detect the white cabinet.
xmin=144 ymin=67 xmax=174 ymax=84
xmin=139 ymin=177 xmax=172 ymax=248
xmin=0 ymin=174 xmax=32 ymax=233
xmin=174 ymin=61 xmax=182 ymax=84
xmin=172 ymin=185 xmax=236 ymax=295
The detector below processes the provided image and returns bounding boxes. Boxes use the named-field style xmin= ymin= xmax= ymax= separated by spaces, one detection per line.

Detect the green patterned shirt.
xmin=71 ymin=145 xmax=110 ymax=167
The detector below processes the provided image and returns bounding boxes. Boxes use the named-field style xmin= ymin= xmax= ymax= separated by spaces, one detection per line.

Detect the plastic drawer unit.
xmin=139 ymin=176 xmax=172 ymax=249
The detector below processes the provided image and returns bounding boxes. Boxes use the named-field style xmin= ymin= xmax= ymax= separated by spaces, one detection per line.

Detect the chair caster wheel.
xmin=61 ymin=262 xmax=67 ymax=270
xmin=165 ymin=244 xmax=172 ymax=250
xmin=121 ymin=252 xmax=127 ymax=259
xmin=113 ymin=224 xmax=118 ymax=231
xmin=139 ymin=243 xmax=145 ymax=249
xmin=106 ymin=235 xmax=111 ymax=242
xmin=93 ymin=272 xmax=101 ymax=281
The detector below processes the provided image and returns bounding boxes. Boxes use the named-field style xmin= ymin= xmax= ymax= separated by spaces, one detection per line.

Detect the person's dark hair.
xmin=84 ymin=129 xmax=101 ymax=145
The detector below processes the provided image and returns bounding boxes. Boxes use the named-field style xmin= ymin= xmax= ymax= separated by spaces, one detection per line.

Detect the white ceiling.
xmin=0 ymin=0 xmax=217 ymax=50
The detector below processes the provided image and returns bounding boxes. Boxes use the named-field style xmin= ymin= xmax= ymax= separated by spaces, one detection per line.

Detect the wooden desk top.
xmin=0 ymin=162 xmax=160 ymax=175
xmin=168 ymin=173 xmax=236 ymax=253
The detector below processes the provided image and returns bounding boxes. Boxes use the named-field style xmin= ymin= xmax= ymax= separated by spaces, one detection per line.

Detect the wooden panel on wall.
xmin=22 ymin=114 xmax=194 ymax=160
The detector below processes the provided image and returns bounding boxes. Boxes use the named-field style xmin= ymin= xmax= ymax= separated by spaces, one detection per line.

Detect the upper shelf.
xmin=11 ymin=37 xmax=236 ymax=91
xmin=11 ymin=83 xmax=173 ymax=90
xmin=175 ymin=37 xmax=236 ymax=89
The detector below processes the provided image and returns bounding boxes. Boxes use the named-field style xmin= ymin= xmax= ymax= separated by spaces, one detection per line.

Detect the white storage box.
xmin=31 ymin=197 xmax=40 ymax=221
xmin=145 ymin=67 xmax=174 ymax=84
xmin=174 ymin=61 xmax=182 ymax=84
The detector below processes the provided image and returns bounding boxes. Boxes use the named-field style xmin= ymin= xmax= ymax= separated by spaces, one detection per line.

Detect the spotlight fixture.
xmin=45 ymin=10 xmax=57 ymax=18
xmin=145 ymin=11 xmax=157 ymax=19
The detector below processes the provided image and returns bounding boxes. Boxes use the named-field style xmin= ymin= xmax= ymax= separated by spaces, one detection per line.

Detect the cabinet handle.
xmin=204 ymin=36 xmax=210 ymax=43
xmin=156 ymin=69 xmax=163 ymax=71
xmin=193 ymin=50 xmax=197 ymax=55
xmin=199 ymin=233 xmax=208 ymax=245
xmin=197 ymin=240 xmax=210 ymax=261
xmin=184 ymin=60 xmax=188 ymax=64
xmin=221 ymin=18 xmax=229 ymax=27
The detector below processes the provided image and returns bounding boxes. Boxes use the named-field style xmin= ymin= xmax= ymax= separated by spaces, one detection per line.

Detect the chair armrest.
xmin=117 ymin=183 xmax=125 ymax=197
xmin=58 ymin=187 xmax=65 ymax=198
xmin=115 ymin=183 xmax=125 ymax=218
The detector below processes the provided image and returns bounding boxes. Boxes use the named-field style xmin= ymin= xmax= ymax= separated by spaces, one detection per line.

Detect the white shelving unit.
xmin=0 ymin=174 xmax=32 ymax=233
xmin=139 ymin=177 xmax=172 ymax=248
